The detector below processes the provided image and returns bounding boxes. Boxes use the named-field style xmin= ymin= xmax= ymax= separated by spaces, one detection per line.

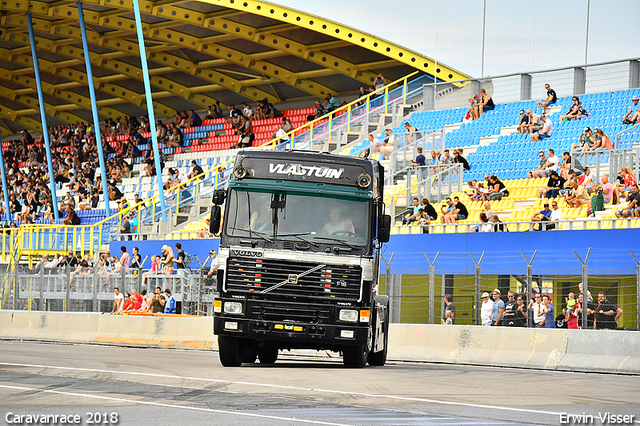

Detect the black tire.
xmin=218 ymin=335 xmax=243 ymax=367
xmin=343 ymin=344 xmax=368 ymax=368
xmin=242 ymin=351 xmax=257 ymax=364
xmin=257 ymin=347 xmax=278 ymax=364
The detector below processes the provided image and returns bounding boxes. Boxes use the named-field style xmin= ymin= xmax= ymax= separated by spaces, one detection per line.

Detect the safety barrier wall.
xmin=2 ymin=311 xmax=639 ymax=374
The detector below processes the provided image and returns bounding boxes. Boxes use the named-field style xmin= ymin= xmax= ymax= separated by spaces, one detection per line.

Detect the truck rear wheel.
xmin=257 ymin=347 xmax=278 ymax=364
xmin=343 ymin=344 xmax=368 ymax=368
xmin=218 ymin=335 xmax=243 ymax=367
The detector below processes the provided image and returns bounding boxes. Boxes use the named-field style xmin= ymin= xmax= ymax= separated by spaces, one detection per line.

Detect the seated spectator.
xmin=377 ymin=129 xmax=395 ymax=159
xmin=471 ymin=212 xmax=491 ymax=232
xmin=558 ymin=151 xmax=576 ymax=181
xmin=442 ymin=196 xmax=468 ymax=224
xmin=593 ymin=128 xmax=613 ymax=150
xmin=516 ymin=110 xmax=530 ymax=134
xmin=482 ymin=201 xmax=494 ymax=219
xmin=536 ymin=84 xmax=557 ymax=114
xmin=419 ymin=198 xmax=438 ymax=229
xmin=187 ymin=109 xmax=202 ymax=127
xmin=119 ymin=292 xmax=133 ymax=313
xmin=403 ymin=122 xmax=418 ymax=143
xmin=530 ymin=115 xmax=553 ymax=141
xmin=476 ymin=89 xmax=494 ymax=118
xmin=615 ymin=185 xmax=640 ymax=218
xmin=241 ymin=102 xmax=254 ymax=119
xmin=622 ymin=95 xmax=639 ymax=125
xmin=165 ymin=127 xmax=183 ymax=149
xmin=578 ymin=168 xmax=593 ymax=192
xmin=600 ymin=175 xmax=619 ymax=204
xmin=491 ymin=215 xmax=506 ymax=232
xmin=563 ymin=179 xmax=591 ymax=209
xmin=526 ymin=109 xmax=543 ymax=134
xmin=464 ymin=95 xmax=480 ymax=121
xmin=559 ymin=96 xmax=584 ymax=121
xmin=324 ymin=93 xmax=342 ymax=112
xmin=187 ymin=160 xmax=204 ymax=179
xmin=439 ymin=197 xmax=454 ymax=224
xmin=61 ymin=204 xmax=81 ymax=225
xmin=226 ymin=105 xmax=241 ymax=124
xmin=528 ymin=150 xmax=548 ymax=178
xmin=538 ymin=170 xmax=566 ymax=199
xmin=402 ymin=197 xmax=421 ymax=225
xmin=487 ymin=175 xmax=509 ymax=201
xmin=141 ymin=255 xmax=160 ymax=286
xmin=571 ymin=127 xmax=595 ymax=152
xmin=617 ymin=167 xmax=637 ymax=193
xmin=545 ymin=201 xmax=563 ymax=230
xmin=452 ymin=149 xmax=470 ymax=170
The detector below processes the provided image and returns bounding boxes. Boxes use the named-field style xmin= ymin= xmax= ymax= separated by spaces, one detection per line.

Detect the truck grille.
xmin=250 ymin=302 xmax=331 ymax=323
xmin=226 ymin=256 xmax=362 ymax=302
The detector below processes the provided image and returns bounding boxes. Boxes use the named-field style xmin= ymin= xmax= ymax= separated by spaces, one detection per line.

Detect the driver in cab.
xmin=321 ymin=207 xmax=355 ymax=236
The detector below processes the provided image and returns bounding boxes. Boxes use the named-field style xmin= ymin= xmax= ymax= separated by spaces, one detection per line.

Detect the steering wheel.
xmin=331 ymin=230 xmax=358 ymax=237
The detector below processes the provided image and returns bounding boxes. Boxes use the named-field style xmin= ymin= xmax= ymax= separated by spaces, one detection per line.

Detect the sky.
xmin=271 ymin=0 xmax=640 ymax=78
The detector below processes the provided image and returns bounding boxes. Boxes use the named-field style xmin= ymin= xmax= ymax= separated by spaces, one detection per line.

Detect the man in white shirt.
xmin=547 ymin=200 xmax=563 ymax=230
xmin=546 ymin=148 xmax=560 ymax=174
xmin=531 ymin=115 xmax=553 ymax=141
xmin=528 ymin=294 xmax=545 ymax=327
xmin=480 ymin=292 xmax=494 ymax=326
xmin=111 ymin=287 xmax=124 ymax=314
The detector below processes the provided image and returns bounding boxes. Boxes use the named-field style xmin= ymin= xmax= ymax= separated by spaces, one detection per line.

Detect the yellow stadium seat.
xmin=504 ymin=199 xmax=515 ymax=210
xmin=400 ymin=226 xmax=410 ymax=234
xmin=410 ymin=226 xmax=422 ymax=234
xmin=615 ymin=220 xmax=628 ymax=229
xmin=506 ymin=211 xmax=518 ymax=222
xmin=390 ymin=226 xmax=400 ymax=235
xmin=519 ymin=223 xmax=531 ymax=232
xmin=456 ymin=224 xmax=469 ymax=233
xmin=601 ymin=220 xmax=613 ymax=229
xmin=395 ymin=221 xmax=403 ymax=226
xmin=432 ymin=225 xmax=444 ymax=234
xmin=507 ymin=223 xmax=518 ymax=232
xmin=445 ymin=225 xmax=457 ymax=234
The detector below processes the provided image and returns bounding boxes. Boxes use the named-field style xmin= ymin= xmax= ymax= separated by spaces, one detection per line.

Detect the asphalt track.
xmin=0 ymin=341 xmax=639 ymax=426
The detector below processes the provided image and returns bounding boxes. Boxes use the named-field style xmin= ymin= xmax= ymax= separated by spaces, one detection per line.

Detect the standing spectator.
xmin=542 ymin=294 xmax=555 ymax=328
xmin=159 ymin=245 xmax=175 ymax=274
xmin=174 ymin=242 xmax=188 ymax=274
xmin=502 ymin=291 xmax=518 ymax=326
xmin=164 ymin=288 xmax=176 ymax=314
xmin=476 ymin=89 xmax=494 ymax=118
xmin=615 ymin=184 xmax=640 ymax=218
xmin=204 ymin=249 xmax=218 ymax=286
xmin=480 ymin=292 xmax=494 ymax=326
xmin=151 ymin=286 xmax=165 ymax=313
xmin=528 ymin=151 xmax=548 ymax=179
xmin=453 ymin=149 xmax=470 ymax=171
xmin=412 ymin=147 xmax=426 ymax=179
xmin=530 ymin=115 xmax=553 ymax=141
xmin=622 ymin=95 xmax=640 ymax=125
xmin=403 ymin=121 xmax=418 ymax=143
xmin=130 ymin=246 xmax=142 ymax=271
xmin=374 ymin=74 xmax=388 ymax=91
xmin=514 ymin=294 xmax=528 ymax=327
xmin=441 ymin=294 xmax=456 ymax=325
xmin=536 ymin=83 xmax=557 ymax=114
xmin=529 ymin=294 xmax=545 ymax=327
xmin=516 ymin=110 xmax=530 ymax=134
xmin=594 ymin=292 xmax=617 ymax=330
xmin=490 ymin=289 xmax=505 ymax=326
xmin=526 ymin=109 xmax=543 ymax=134
xmin=110 ymin=287 xmax=124 ymax=315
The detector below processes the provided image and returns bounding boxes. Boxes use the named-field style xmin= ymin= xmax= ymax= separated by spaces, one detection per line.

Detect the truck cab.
xmin=212 ymin=149 xmax=391 ymax=367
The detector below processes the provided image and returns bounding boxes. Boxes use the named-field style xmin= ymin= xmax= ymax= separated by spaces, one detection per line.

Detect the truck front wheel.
xmin=218 ymin=335 xmax=243 ymax=367
xmin=343 ymin=344 xmax=368 ymax=368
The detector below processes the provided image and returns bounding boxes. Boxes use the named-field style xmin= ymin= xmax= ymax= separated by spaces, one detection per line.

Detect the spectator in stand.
xmin=241 ymin=102 xmax=254 ymax=119
xmin=593 ymin=292 xmax=618 ymax=330
xmin=403 ymin=122 xmax=418 ymax=143
xmin=465 ymin=95 xmax=480 ymax=121
xmin=443 ymin=196 xmax=468 ymax=224
xmin=593 ymin=128 xmax=613 ymax=150
xmin=516 ymin=110 xmax=530 ymax=134
xmin=374 ymin=74 xmax=388 ymax=91
xmin=164 ymin=288 xmax=176 ymax=314
xmin=528 ymin=151 xmax=548 ymax=179
xmin=376 ymin=129 xmax=395 ymax=160
xmin=186 ymin=109 xmax=202 ymax=128
xmin=526 ymin=109 xmax=543 ymax=134
xmin=402 ymin=198 xmax=421 ymax=225
xmin=476 ymin=89 xmax=494 ymax=118
xmin=130 ymin=246 xmax=142 ymax=271
xmin=617 ymin=167 xmax=637 ymax=193
xmin=491 ymin=214 xmax=506 ymax=232
xmin=530 ymin=115 xmax=553 ymax=141
xmin=600 ymin=175 xmax=619 ymax=205
xmin=159 ymin=245 xmax=175 ymax=274
xmin=542 ymin=295 xmax=555 ymax=328
xmin=563 ymin=179 xmax=591 ymax=209
xmin=110 ymin=287 xmax=124 ymax=314
xmin=622 ymin=95 xmax=639 ymax=125
xmin=471 ymin=212 xmax=491 ymax=233
xmin=412 ymin=147 xmax=426 ymax=179
xmin=227 ymin=105 xmax=241 ymax=124
xmin=528 ymin=294 xmax=545 ymax=327
xmin=141 ymin=255 xmax=159 ymax=286
xmin=418 ymin=198 xmax=438 ymax=232
xmin=187 ymin=160 xmax=204 ymax=179
xmin=356 ymin=86 xmax=368 ymax=106
xmin=61 ymin=204 xmax=81 ymax=225
xmin=487 ymin=175 xmax=509 ymax=201
xmin=490 ymin=289 xmax=505 ymax=326
xmin=151 ymin=286 xmax=165 ymax=313
xmin=439 ymin=197 xmax=454 ymax=224
xmin=531 ymin=203 xmax=552 ymax=229
xmin=535 ymin=150 xmax=562 ymax=191
xmin=480 ymin=292 xmax=494 ymax=326
xmin=572 ymin=127 xmax=595 ymax=152
xmin=441 ymin=294 xmax=456 ymax=325
xmin=452 ymin=149 xmax=470 ymax=171
xmin=324 ymin=93 xmax=342 ymax=112
xmin=536 ymin=83 xmax=557 ymax=114
xmin=615 ymin=184 xmax=640 ymax=218
xmin=481 ymin=200 xmax=494 ymax=220
xmin=559 ymin=96 xmax=584 ymax=121
xmin=547 ymin=200 xmax=563 ymax=229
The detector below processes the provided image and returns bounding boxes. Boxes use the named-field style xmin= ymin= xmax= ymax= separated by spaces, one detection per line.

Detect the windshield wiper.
xmin=228 ymin=227 xmax=274 ymax=243
xmin=310 ymin=235 xmax=356 ymax=250
xmin=275 ymin=232 xmax=319 ymax=247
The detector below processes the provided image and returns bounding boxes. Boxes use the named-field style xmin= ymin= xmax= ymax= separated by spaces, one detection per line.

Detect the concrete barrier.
xmin=388 ymin=324 xmax=569 ymax=370
xmin=557 ymin=329 xmax=640 ymax=374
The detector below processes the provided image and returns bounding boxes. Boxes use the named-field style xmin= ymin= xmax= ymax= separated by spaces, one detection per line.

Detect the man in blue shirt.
xmin=622 ymin=96 xmax=639 ymax=125
xmin=542 ymin=294 xmax=555 ymax=328
xmin=490 ymin=289 xmax=505 ymax=326
xmin=164 ymin=288 xmax=176 ymax=314
xmin=530 ymin=203 xmax=552 ymax=230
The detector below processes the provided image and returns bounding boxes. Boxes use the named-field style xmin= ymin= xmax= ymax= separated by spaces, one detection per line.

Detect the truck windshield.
xmin=225 ymin=189 xmax=370 ymax=247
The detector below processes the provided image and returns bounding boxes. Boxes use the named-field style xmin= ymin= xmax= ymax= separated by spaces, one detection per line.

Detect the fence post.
xmin=521 ymin=250 xmax=538 ymax=328
xmin=469 ymin=252 xmax=485 ymax=326
xmin=65 ymin=266 xmax=71 ymax=312
xmin=39 ymin=262 xmax=45 ymax=311
xmin=381 ymin=253 xmax=400 ymax=323
xmin=92 ymin=263 xmax=98 ymax=312
xmin=629 ymin=249 xmax=640 ymax=331
xmin=424 ymin=252 xmax=440 ymax=324
xmin=574 ymin=248 xmax=591 ymax=329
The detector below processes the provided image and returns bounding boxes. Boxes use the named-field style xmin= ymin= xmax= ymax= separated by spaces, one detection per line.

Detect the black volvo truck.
xmin=211 ymin=149 xmax=391 ymax=367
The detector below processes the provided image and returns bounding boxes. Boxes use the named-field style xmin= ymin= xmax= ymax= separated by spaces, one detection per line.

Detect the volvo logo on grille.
xmin=231 ymin=250 xmax=263 ymax=258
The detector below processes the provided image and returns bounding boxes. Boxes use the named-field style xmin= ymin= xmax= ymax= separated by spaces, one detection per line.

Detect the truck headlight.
xmin=339 ymin=309 xmax=358 ymax=322
xmin=224 ymin=301 xmax=243 ymax=314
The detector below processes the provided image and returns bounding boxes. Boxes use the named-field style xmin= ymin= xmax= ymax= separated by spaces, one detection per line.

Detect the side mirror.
xmin=379 ymin=214 xmax=391 ymax=243
xmin=212 ymin=189 xmax=226 ymax=206
xmin=210 ymin=205 xmax=222 ymax=235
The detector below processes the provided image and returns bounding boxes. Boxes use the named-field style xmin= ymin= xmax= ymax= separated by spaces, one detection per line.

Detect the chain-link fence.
xmin=380 ymin=248 xmax=640 ymax=330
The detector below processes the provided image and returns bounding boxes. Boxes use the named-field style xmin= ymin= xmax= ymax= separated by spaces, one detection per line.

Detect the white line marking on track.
xmin=0 ymin=383 xmax=352 ymax=426
xmin=0 ymin=362 xmax=563 ymax=417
